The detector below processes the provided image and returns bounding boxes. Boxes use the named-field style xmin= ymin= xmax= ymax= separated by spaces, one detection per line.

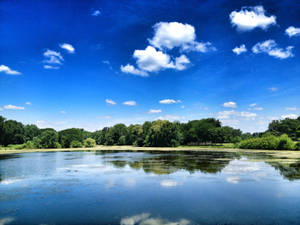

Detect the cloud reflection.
xmin=120 ymin=213 xmax=190 ymax=225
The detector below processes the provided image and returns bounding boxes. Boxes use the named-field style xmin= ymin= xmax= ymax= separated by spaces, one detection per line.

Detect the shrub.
xmin=238 ymin=134 xmax=295 ymax=150
xmin=24 ymin=141 xmax=35 ymax=149
xmin=294 ymin=142 xmax=300 ymax=150
xmin=277 ymin=134 xmax=295 ymax=150
xmin=83 ymin=138 xmax=96 ymax=147
xmin=70 ymin=140 xmax=83 ymax=148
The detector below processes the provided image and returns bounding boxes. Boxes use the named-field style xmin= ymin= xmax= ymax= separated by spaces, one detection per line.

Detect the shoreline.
xmin=1 ymin=145 xmax=299 ymax=155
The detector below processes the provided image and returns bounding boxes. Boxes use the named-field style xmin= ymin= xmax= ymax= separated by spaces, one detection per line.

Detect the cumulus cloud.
xmin=281 ymin=114 xmax=298 ymax=119
xmin=159 ymin=99 xmax=181 ymax=104
xmin=229 ymin=6 xmax=276 ymax=31
xmin=285 ymin=26 xmax=300 ymax=37
xmin=43 ymin=49 xmax=64 ymax=67
xmin=3 ymin=104 xmax=24 ymax=110
xmin=252 ymin=40 xmax=294 ymax=59
xmin=222 ymin=101 xmax=237 ymax=108
xmin=60 ymin=43 xmax=75 ymax=53
xmin=105 ymin=99 xmax=116 ymax=105
xmin=92 ymin=9 xmax=101 ymax=16
xmin=0 ymin=65 xmax=21 ymax=75
xmin=133 ymin=46 xmax=175 ymax=72
xmin=173 ymin=55 xmax=190 ymax=70
xmin=121 ymin=22 xmax=215 ymax=76
xmin=149 ymin=22 xmax=196 ymax=50
xmin=232 ymin=44 xmax=247 ymax=55
xmin=120 ymin=64 xmax=148 ymax=77
xmin=123 ymin=101 xmax=136 ymax=106
xmin=148 ymin=109 xmax=162 ymax=114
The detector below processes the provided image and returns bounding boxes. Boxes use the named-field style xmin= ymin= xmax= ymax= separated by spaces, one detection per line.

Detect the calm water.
xmin=1 ymin=151 xmax=300 ymax=225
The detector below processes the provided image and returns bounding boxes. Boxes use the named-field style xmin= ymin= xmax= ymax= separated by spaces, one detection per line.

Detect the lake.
xmin=1 ymin=150 xmax=300 ymax=225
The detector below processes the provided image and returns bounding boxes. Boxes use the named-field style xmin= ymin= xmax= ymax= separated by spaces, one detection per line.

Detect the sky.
xmin=0 ymin=0 xmax=300 ymax=133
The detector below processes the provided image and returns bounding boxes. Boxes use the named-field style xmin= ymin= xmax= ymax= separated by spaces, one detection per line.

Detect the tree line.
xmin=0 ymin=115 xmax=299 ymax=150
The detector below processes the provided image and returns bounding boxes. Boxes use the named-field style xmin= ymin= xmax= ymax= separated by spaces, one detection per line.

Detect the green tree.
xmin=105 ymin=124 xmax=128 ymax=145
xmin=24 ymin=124 xmax=40 ymax=142
xmin=84 ymin=138 xmax=96 ymax=147
xmin=59 ymin=128 xmax=84 ymax=148
xmin=2 ymin=120 xmax=25 ymax=146
xmin=70 ymin=140 xmax=83 ymax=148
xmin=39 ymin=130 xmax=59 ymax=148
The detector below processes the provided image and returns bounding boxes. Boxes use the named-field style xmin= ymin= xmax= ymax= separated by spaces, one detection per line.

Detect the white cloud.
xmin=226 ymin=176 xmax=240 ymax=184
xmin=268 ymin=87 xmax=278 ymax=92
xmin=133 ymin=46 xmax=176 ymax=72
xmin=229 ymin=6 xmax=276 ymax=31
xmin=123 ymin=101 xmax=136 ymax=106
xmin=3 ymin=104 xmax=24 ymax=110
xmin=249 ymin=103 xmax=263 ymax=111
xmin=252 ymin=40 xmax=294 ymax=59
xmin=285 ymin=26 xmax=300 ymax=37
xmin=105 ymin=99 xmax=116 ymax=105
xmin=174 ymin=55 xmax=190 ymax=70
xmin=232 ymin=44 xmax=247 ymax=55
xmin=181 ymin=41 xmax=216 ymax=53
xmin=60 ymin=110 xmax=67 ymax=114
xmin=159 ymin=99 xmax=181 ymax=104
xmin=217 ymin=110 xmax=257 ymax=120
xmin=121 ymin=22 xmax=215 ymax=76
xmin=285 ymin=107 xmax=297 ymax=111
xmin=156 ymin=115 xmax=184 ymax=121
xmin=25 ymin=102 xmax=32 ymax=105
xmin=0 ymin=107 xmax=3 ymax=111
xmin=43 ymin=49 xmax=64 ymax=64
xmin=149 ymin=22 xmax=196 ymax=50
xmin=148 ymin=109 xmax=162 ymax=114
xmin=0 ymin=65 xmax=21 ymax=75
xmin=60 ymin=43 xmax=75 ymax=53
xmin=92 ymin=10 xmax=101 ymax=16
xmin=281 ymin=114 xmax=298 ymax=119
xmin=44 ymin=65 xmax=59 ymax=70
xmin=120 ymin=64 xmax=148 ymax=77
xmin=222 ymin=101 xmax=237 ymax=108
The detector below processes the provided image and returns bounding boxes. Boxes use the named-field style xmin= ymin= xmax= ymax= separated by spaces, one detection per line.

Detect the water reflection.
xmin=120 ymin=213 xmax=191 ymax=225
xmin=1 ymin=151 xmax=300 ymax=225
xmin=108 ymin=151 xmax=238 ymax=175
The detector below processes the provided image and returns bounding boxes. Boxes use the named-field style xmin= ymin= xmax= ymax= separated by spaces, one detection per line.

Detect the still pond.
xmin=1 ymin=151 xmax=300 ymax=225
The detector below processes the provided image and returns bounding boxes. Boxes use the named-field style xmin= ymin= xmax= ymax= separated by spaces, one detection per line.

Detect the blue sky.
xmin=0 ymin=0 xmax=299 ymax=132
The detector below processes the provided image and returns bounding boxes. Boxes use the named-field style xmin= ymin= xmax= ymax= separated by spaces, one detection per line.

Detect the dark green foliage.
xmin=144 ymin=120 xmax=181 ymax=147
xmin=70 ymin=140 xmax=83 ymax=148
xmin=104 ymin=124 xmax=128 ymax=145
xmin=268 ymin=117 xmax=300 ymax=140
xmin=2 ymin=120 xmax=25 ymax=146
xmin=39 ymin=130 xmax=59 ymax=148
xmin=24 ymin=124 xmax=41 ymax=142
xmin=59 ymin=128 xmax=84 ymax=148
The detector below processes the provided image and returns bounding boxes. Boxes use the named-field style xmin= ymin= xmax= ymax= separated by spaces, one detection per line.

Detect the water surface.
xmin=1 ymin=151 xmax=300 ymax=225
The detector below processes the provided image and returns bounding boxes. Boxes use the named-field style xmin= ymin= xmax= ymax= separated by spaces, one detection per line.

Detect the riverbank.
xmin=1 ymin=145 xmax=300 ymax=159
